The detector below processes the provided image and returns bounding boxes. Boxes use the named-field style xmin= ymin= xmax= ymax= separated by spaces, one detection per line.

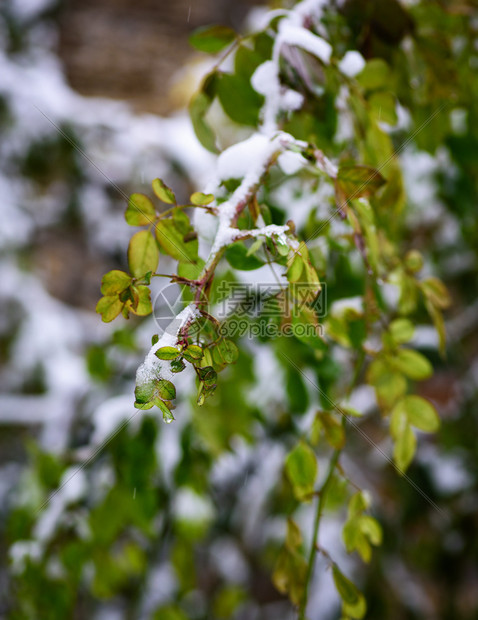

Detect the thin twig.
xmin=299 ymin=447 xmax=341 ymax=619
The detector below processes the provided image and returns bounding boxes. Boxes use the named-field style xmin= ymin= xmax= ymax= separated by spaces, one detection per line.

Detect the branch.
xmin=299 ymin=447 xmax=341 ymax=620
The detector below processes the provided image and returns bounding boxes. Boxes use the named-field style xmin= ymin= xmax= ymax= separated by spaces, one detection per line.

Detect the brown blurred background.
xmin=58 ymin=0 xmax=265 ymax=115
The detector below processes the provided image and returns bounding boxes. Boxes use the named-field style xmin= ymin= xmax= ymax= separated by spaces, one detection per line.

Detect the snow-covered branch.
xmin=136 ymin=0 xmax=336 ymax=388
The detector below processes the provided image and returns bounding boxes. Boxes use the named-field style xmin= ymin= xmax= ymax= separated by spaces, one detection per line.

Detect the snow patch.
xmin=135 ymin=304 xmax=201 ymax=388
xmin=330 ymin=296 xmax=363 ymax=316
xmin=278 ymin=22 xmax=332 ymax=64
xmin=339 ymin=51 xmax=366 ymax=77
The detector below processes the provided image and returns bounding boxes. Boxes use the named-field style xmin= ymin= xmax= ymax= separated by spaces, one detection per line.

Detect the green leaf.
xmin=213 ymin=586 xmax=246 ymax=619
xmin=199 ymin=347 xmax=213 ymax=369
xmin=275 ymin=236 xmax=290 ymax=256
xmin=359 ymin=515 xmax=382 ymax=546
xmin=343 ymin=517 xmax=361 ymax=553
xmin=285 ymin=518 xmax=302 ymax=552
xmin=392 ymin=395 xmax=440 ymax=432
xmin=246 ymin=237 xmax=263 ymax=257
xmin=303 ymin=259 xmax=321 ymax=294
xmin=272 ymin=547 xmax=307 ymax=607
xmin=157 ymin=379 xmax=176 ymax=401
xmin=337 ymin=165 xmax=385 ymax=200
xmin=128 ymin=230 xmax=159 ymax=278
xmin=343 ymin=506 xmax=381 ymax=564
xmin=155 ymin=346 xmax=181 ymax=360
xmin=96 ymin=295 xmax=124 ymax=322
xmin=332 ymin=565 xmax=360 ymax=605
xmin=125 ymin=193 xmax=156 ymax=226
xmin=135 ymin=380 xmax=157 ymax=404
xmin=152 ymin=178 xmax=176 ymax=204
xmin=153 ymin=605 xmax=188 ymax=620
xmin=420 ymin=277 xmax=451 ymax=309
xmin=286 ymin=367 xmax=309 ymax=414
xmin=225 ymin=242 xmax=265 ymax=270
xmin=100 ymin=270 xmax=132 ymax=295
xmin=119 ymin=285 xmax=137 ymax=307
xmin=389 ymin=318 xmax=414 ymax=344
xmin=86 ymin=345 xmax=111 ymax=381
xmin=135 ymin=378 xmax=176 ymax=410
xmin=170 ymin=358 xmax=186 ymax=373
xmin=128 ymin=285 xmax=152 ymax=316
xmin=404 ymin=249 xmax=424 ymax=273
xmin=272 ymin=548 xmax=307 ymax=605
xmin=368 ymin=91 xmax=398 ymax=125
xmin=177 ymin=258 xmax=205 ymax=280
xmin=235 ymin=44 xmax=264 ymax=81
xmin=190 ymin=192 xmax=214 ymax=206
xmin=391 ymin=349 xmax=433 ymax=381
xmin=426 ymin=300 xmax=447 ymax=357
xmin=286 ymin=253 xmax=304 ymax=283
xmin=134 ymin=400 xmax=154 ymax=410
xmin=366 ymin=358 xmax=387 ymax=385
xmin=172 ymin=208 xmax=193 ymax=234
xmin=343 ymin=517 xmax=372 ymax=562
xmin=373 ymin=369 xmax=407 ymax=410
xmin=216 ymin=73 xmax=264 ymax=126
xmin=348 ymin=491 xmax=370 ymax=517
xmin=303 ymin=265 xmax=319 ymax=294
xmin=398 ymin=273 xmax=418 ymax=314
xmin=196 ymin=365 xmax=217 ymax=387
xmin=155 ymin=219 xmax=198 ymax=263
xmin=317 ymin=411 xmax=345 ymax=449
xmin=393 ymin=421 xmax=416 ymax=472
xmin=213 ymin=339 xmax=239 ymax=364
xmin=189 ymin=91 xmax=218 ymax=154
xmin=155 ymin=398 xmax=175 ymax=423
xmin=343 ymin=593 xmax=367 ymax=619
xmin=189 ymin=25 xmax=236 ymax=54
xmin=140 ymin=271 xmax=153 ymax=285
xmin=364 ymin=122 xmax=393 ymax=169
xmin=390 ymin=402 xmax=406 ymax=439
xmin=182 ymin=345 xmax=203 ymax=363
xmin=285 ymin=441 xmax=317 ymax=501
xmin=292 ymin=306 xmax=323 ymax=349
xmin=357 ymin=58 xmax=391 ymax=91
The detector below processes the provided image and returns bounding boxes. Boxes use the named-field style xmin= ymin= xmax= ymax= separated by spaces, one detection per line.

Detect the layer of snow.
xmin=410 ymin=326 xmax=439 ymax=349
xmin=339 ymin=50 xmax=366 ymax=77
xmin=251 ymin=61 xmax=280 ymax=103
xmin=346 ymin=384 xmax=377 ymax=416
xmin=248 ymin=344 xmax=286 ymax=409
xmin=9 ymin=541 xmax=42 ymax=574
xmin=136 ymin=304 xmax=201 ymax=388
xmin=174 ymin=487 xmax=214 ymax=522
xmin=330 ymin=296 xmax=364 ymax=316
xmin=204 ymin=132 xmax=299 ymax=261
xmin=211 ymin=537 xmax=249 ymax=584
xmin=277 ymin=150 xmax=307 ymax=175
xmin=216 ymin=133 xmax=277 ymax=182
xmin=250 ymin=1 xmax=332 ymax=134
xmin=34 ymin=467 xmax=87 ymax=542
xmin=10 ymin=0 xmax=56 ymax=20
xmin=278 ymin=22 xmax=332 ymax=65
xmin=92 ymin=395 xmax=139 ymax=445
